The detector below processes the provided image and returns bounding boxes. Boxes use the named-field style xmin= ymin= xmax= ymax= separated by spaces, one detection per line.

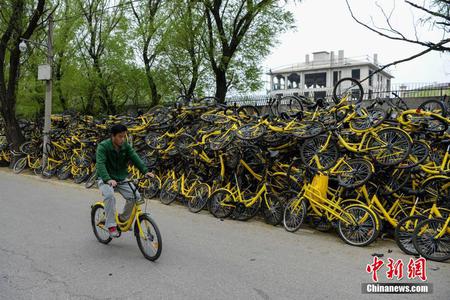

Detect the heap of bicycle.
xmin=0 ymin=77 xmax=449 ymax=262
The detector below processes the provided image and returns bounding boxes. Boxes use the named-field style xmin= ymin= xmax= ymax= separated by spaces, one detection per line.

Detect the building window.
xmin=287 ymin=73 xmax=300 ymax=89
xmin=273 ymin=75 xmax=285 ymax=90
xmin=387 ymin=79 xmax=391 ymax=91
xmin=305 ymin=72 xmax=327 ymax=88
xmin=369 ymin=69 xmax=373 ymax=86
xmin=351 ymin=69 xmax=360 ymax=80
xmin=333 ymin=71 xmax=341 ymax=86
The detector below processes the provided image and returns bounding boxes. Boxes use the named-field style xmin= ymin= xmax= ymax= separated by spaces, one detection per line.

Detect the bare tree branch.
xmin=345 ymin=0 xmax=450 ymax=51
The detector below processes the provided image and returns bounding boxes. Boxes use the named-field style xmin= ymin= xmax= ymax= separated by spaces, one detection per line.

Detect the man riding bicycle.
xmin=96 ymin=124 xmax=154 ymax=238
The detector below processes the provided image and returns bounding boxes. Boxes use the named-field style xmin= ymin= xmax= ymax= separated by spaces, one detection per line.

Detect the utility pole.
xmin=42 ymin=14 xmax=53 ymax=173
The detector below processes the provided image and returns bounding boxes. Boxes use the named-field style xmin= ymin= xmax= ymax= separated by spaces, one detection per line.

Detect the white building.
xmin=268 ymin=50 xmax=393 ymax=100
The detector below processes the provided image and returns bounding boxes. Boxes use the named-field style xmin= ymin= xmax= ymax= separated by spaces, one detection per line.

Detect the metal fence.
xmin=226 ymin=82 xmax=450 ymax=107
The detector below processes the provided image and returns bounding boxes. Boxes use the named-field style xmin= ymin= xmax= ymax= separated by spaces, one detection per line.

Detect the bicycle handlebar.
xmin=115 ymin=175 xmax=153 ymax=185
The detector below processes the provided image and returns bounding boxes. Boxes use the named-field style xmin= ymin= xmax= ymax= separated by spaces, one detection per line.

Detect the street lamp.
xmin=19 ymin=41 xmax=28 ymax=52
xmin=19 ymin=14 xmax=53 ymax=175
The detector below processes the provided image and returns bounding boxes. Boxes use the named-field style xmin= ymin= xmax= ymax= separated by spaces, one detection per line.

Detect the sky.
xmin=262 ymin=0 xmax=450 ymax=86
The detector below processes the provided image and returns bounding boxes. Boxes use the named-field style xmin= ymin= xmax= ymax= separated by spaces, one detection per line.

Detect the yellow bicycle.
xmin=91 ymin=177 xmax=162 ymax=261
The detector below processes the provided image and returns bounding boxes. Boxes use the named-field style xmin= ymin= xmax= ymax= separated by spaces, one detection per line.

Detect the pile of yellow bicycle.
xmin=1 ymin=78 xmax=449 ymax=261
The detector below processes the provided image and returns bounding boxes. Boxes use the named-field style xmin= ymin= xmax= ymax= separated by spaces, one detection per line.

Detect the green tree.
xmin=75 ymin=0 xmax=127 ymax=114
xmin=202 ymin=0 xmax=295 ymax=102
xmin=0 ymin=0 xmax=46 ymax=148
xmin=162 ymin=0 xmax=210 ymax=99
xmin=130 ymin=0 xmax=171 ymax=107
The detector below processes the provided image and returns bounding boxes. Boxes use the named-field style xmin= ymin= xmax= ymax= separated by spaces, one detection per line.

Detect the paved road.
xmin=0 ymin=169 xmax=449 ymax=300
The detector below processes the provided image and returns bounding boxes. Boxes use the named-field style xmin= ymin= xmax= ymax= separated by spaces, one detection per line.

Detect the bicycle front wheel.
xmin=333 ymin=77 xmax=364 ymax=104
xmin=159 ymin=178 xmax=178 ymax=205
xmin=262 ymin=193 xmax=284 ymax=226
xmin=413 ymin=218 xmax=450 ymax=262
xmin=336 ymin=158 xmax=373 ymax=188
xmin=142 ymin=176 xmax=161 ymax=199
xmin=187 ymin=183 xmax=210 ymax=213
xmin=13 ymin=157 xmax=27 ymax=174
xmin=283 ymin=197 xmax=307 ymax=232
xmin=134 ymin=214 xmax=162 ymax=261
xmin=368 ymin=128 xmax=412 ymax=166
xmin=395 ymin=215 xmax=426 ymax=255
xmin=208 ymin=189 xmax=235 ymax=219
xmin=337 ymin=204 xmax=379 ymax=247
xmin=300 ymin=134 xmax=339 ymax=171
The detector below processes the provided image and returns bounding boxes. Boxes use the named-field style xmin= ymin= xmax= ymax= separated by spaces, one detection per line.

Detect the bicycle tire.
xmin=395 ymin=215 xmax=426 ymax=255
xmin=208 ymin=189 xmax=235 ymax=219
xmin=412 ymin=218 xmax=450 ymax=262
xmin=283 ymin=197 xmax=307 ymax=232
xmin=237 ymin=105 xmax=260 ymax=119
xmin=13 ymin=157 xmax=27 ymax=174
xmin=397 ymin=140 xmax=429 ymax=169
xmin=57 ymin=162 xmax=72 ymax=180
xmin=187 ymin=183 xmax=210 ymax=213
xmin=159 ymin=178 xmax=178 ymax=205
xmin=300 ymin=134 xmax=339 ymax=171
xmin=91 ymin=204 xmax=112 ymax=244
xmin=85 ymin=169 xmax=98 ymax=189
xmin=291 ymin=121 xmax=324 ymax=139
xmin=143 ymin=176 xmax=161 ymax=199
xmin=134 ymin=213 xmax=162 ymax=261
xmin=262 ymin=193 xmax=284 ymax=225
xmin=419 ymin=99 xmax=447 ymax=117
xmin=145 ymin=132 xmax=168 ymax=150
xmin=337 ymin=158 xmax=373 ymax=188
xmin=368 ymin=128 xmax=412 ymax=166
xmin=236 ymin=123 xmax=266 ymax=141
xmin=337 ymin=204 xmax=379 ymax=247
xmin=277 ymin=96 xmax=304 ymax=118
xmin=350 ymin=107 xmax=387 ymax=131
xmin=333 ymin=77 xmax=364 ymax=104
xmin=233 ymin=201 xmax=261 ymax=221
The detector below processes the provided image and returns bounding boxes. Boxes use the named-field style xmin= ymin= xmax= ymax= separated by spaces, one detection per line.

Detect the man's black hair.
xmin=110 ymin=124 xmax=128 ymax=136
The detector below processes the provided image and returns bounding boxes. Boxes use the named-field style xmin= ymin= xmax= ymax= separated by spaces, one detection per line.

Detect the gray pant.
xmin=98 ymin=179 xmax=141 ymax=228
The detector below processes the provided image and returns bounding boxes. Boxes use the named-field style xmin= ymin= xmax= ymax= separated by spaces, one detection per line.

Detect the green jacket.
xmin=96 ymin=138 xmax=148 ymax=183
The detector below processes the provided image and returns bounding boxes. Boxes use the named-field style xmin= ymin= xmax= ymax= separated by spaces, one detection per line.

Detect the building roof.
xmin=269 ymin=56 xmax=394 ymax=78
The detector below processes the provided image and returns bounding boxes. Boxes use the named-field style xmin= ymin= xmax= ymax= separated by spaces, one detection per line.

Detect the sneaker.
xmin=108 ymin=226 xmax=120 ymax=238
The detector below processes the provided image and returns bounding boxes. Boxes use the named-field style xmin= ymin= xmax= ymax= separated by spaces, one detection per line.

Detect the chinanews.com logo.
xmin=361 ymin=256 xmax=432 ymax=294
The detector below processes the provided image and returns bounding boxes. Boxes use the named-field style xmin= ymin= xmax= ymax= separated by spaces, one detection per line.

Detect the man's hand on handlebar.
xmin=107 ymin=179 xmax=118 ymax=187
xmin=108 ymin=173 xmax=154 ymax=187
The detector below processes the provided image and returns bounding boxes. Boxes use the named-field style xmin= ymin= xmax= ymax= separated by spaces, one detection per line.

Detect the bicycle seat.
xmin=268 ymin=150 xmax=280 ymax=158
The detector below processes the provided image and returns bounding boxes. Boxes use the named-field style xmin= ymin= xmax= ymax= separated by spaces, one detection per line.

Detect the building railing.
xmin=226 ymin=82 xmax=450 ymax=107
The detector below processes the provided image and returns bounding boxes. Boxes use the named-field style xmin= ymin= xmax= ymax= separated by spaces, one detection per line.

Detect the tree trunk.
xmin=55 ymin=55 xmax=67 ymax=111
xmin=1 ymin=96 xmax=24 ymax=150
xmin=0 ymin=0 xmax=45 ymax=150
xmin=186 ymin=47 xmax=199 ymax=99
xmin=85 ymin=83 xmax=96 ymax=115
xmin=214 ymin=70 xmax=227 ymax=103
xmin=143 ymin=62 xmax=160 ymax=107
xmin=93 ymin=58 xmax=116 ymax=114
